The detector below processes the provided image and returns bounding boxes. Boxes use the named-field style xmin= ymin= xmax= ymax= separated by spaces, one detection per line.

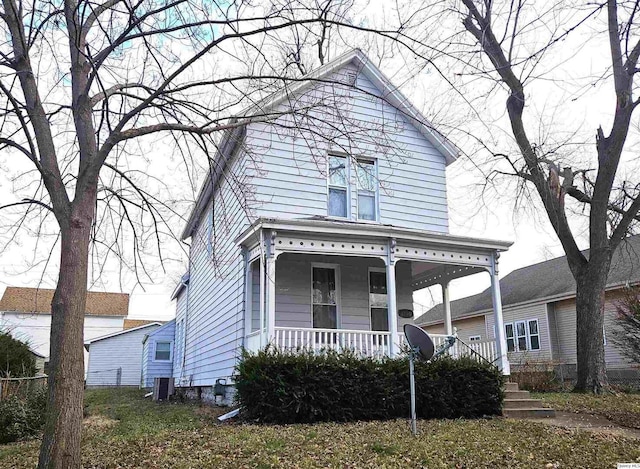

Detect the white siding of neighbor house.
xmin=244 ymin=63 xmax=449 ymax=232
xmin=177 ymin=148 xmax=249 ymax=388
xmin=273 ymin=254 xmax=414 ymax=332
xmin=548 ymin=291 xmax=636 ymax=369
xmin=0 ymin=312 xmax=124 ymax=375
xmin=485 ymin=302 xmax=553 ymax=363
xmin=424 ymin=315 xmax=487 ymax=342
xmin=86 ymin=324 xmax=160 ymax=386
xmin=142 ymin=321 xmax=176 ymax=388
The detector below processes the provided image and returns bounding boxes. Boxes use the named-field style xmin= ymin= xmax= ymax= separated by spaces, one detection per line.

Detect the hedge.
xmin=234 ymin=348 xmax=504 ymax=423
xmin=0 ymin=386 xmax=47 ymax=444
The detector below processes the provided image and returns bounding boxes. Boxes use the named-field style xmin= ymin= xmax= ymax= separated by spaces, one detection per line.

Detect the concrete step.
xmin=505 ymin=390 xmax=531 ymax=399
xmin=504 ymin=399 xmax=547 ymax=410
xmin=503 ymin=408 xmax=556 ymax=419
xmin=505 ymin=382 xmax=519 ymax=392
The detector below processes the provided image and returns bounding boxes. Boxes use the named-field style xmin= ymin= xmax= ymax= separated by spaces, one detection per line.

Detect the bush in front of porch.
xmin=235 ymin=348 xmax=504 ymax=424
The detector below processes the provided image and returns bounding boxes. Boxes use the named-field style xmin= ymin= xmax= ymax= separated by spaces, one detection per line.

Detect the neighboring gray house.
xmin=141 ymin=320 xmax=176 ymax=388
xmin=85 ymin=322 xmax=162 ymax=387
xmin=172 ymin=49 xmax=513 ymax=402
xmin=416 ymin=235 xmax=640 ymax=382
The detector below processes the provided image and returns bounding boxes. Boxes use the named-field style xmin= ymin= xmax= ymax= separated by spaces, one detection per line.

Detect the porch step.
xmin=505 ymin=382 xmax=519 ymax=392
xmin=502 ymin=382 xmax=555 ymax=419
xmin=503 ymin=399 xmax=548 ymax=410
xmin=502 ymin=408 xmax=556 ymax=418
xmin=505 ymin=390 xmax=531 ymax=399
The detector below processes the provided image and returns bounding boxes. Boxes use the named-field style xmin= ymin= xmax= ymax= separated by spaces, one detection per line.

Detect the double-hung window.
xmin=155 ymin=341 xmax=171 ymax=361
xmin=356 ymin=159 xmax=377 ymax=221
xmin=312 ymin=266 xmax=338 ymax=329
xmin=369 ymin=270 xmax=388 ymax=331
xmin=328 ymin=155 xmax=348 ymax=218
xmin=504 ymin=319 xmax=540 ymax=352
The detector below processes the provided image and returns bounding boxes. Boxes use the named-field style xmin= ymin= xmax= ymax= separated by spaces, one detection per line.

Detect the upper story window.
xmin=355 ymin=159 xmax=377 ymax=221
xmin=328 ymin=155 xmax=348 ymax=218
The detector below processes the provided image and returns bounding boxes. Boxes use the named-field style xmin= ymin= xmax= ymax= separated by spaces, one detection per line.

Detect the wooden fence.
xmin=0 ymin=375 xmax=47 ymax=400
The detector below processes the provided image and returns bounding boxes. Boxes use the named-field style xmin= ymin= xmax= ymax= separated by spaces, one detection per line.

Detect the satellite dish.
xmin=404 ymin=324 xmax=435 ymax=361
xmin=398 ymin=309 xmax=414 ymax=319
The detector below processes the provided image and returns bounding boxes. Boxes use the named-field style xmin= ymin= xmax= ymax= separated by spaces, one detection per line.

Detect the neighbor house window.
xmin=369 ymin=270 xmax=388 ymax=331
xmin=528 ymin=319 xmax=540 ymax=350
xmin=356 ymin=159 xmax=377 ymax=221
xmin=155 ymin=341 xmax=171 ymax=361
xmin=469 ymin=335 xmax=481 ymax=342
xmin=312 ymin=266 xmax=338 ymax=329
xmin=505 ymin=320 xmax=541 ymax=352
xmin=505 ymin=323 xmax=516 ymax=352
xmin=328 ymin=155 xmax=348 ymax=218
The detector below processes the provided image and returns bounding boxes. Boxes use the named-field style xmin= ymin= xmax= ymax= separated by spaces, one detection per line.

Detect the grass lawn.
xmin=535 ymin=392 xmax=640 ymax=429
xmin=1 ymin=389 xmax=639 ymax=468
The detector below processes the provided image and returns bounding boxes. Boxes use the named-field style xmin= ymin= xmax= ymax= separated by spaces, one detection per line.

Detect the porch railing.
xmin=246 ymin=327 xmax=497 ymax=363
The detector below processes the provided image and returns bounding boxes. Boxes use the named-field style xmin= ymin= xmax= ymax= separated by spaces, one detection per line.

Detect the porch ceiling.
xmin=410 ymin=263 xmax=485 ymax=290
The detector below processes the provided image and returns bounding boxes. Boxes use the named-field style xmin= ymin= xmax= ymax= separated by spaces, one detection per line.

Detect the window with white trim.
xmin=355 ymin=159 xmax=377 ymax=221
xmin=369 ymin=270 xmax=388 ymax=331
xmin=155 ymin=341 xmax=171 ymax=361
xmin=469 ymin=335 xmax=481 ymax=342
xmin=328 ymin=155 xmax=348 ymax=218
xmin=504 ymin=319 xmax=541 ymax=352
xmin=528 ymin=319 xmax=540 ymax=350
xmin=505 ymin=323 xmax=516 ymax=352
xmin=312 ymin=266 xmax=338 ymax=329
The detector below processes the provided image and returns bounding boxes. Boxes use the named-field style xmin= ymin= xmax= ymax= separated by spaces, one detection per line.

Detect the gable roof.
xmin=180 ymin=49 xmax=459 ymax=240
xmin=142 ymin=319 xmax=176 ymax=344
xmin=84 ymin=322 xmax=162 ymax=349
xmin=0 ymin=287 xmax=129 ymax=317
xmin=415 ymin=234 xmax=640 ymax=325
xmin=123 ymin=319 xmax=163 ymax=330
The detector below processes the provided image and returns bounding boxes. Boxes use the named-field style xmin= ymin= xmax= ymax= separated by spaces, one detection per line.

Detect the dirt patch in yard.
xmin=83 ymin=415 xmax=118 ymax=430
xmin=530 ymin=411 xmax=640 ymax=440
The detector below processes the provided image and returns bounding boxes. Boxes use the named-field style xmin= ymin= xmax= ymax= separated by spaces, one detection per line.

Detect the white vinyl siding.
xmin=244 ymin=63 xmax=449 ymax=232
xmin=425 ymin=315 xmax=487 ymax=341
xmin=486 ymin=302 xmax=552 ymax=362
xmin=86 ymin=324 xmax=161 ymax=387
xmin=176 ymin=143 xmax=249 ymax=388
xmin=142 ymin=321 xmax=176 ymax=388
xmin=549 ymin=291 xmax=636 ymax=369
xmin=273 ymin=254 xmax=413 ymax=332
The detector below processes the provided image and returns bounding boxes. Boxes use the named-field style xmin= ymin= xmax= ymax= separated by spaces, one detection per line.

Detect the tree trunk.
xmin=38 ymin=207 xmax=93 ymax=469
xmin=574 ymin=259 xmax=610 ymax=393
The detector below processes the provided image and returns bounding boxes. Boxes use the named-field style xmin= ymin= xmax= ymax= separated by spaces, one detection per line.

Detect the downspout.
xmin=179 ymin=257 xmax=192 ymax=384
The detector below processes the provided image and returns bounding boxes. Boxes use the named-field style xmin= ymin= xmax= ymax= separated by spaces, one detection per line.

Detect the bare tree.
xmin=445 ymin=0 xmax=640 ymax=392
xmin=0 ymin=0 xmax=440 ymax=466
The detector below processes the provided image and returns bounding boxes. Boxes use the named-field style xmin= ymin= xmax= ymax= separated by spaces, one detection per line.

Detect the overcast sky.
xmin=0 ymin=2 xmax=628 ymax=321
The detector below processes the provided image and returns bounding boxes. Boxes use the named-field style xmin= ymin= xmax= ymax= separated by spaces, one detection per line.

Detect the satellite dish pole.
xmin=409 ymin=343 xmax=418 ymax=435
xmin=403 ymin=324 xmax=457 ymax=436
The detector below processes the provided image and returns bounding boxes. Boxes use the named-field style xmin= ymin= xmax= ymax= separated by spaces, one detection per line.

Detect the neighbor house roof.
xmin=415 ymin=234 xmax=640 ymax=326
xmin=0 ymin=287 xmax=129 ymax=317
xmin=123 ymin=319 xmax=162 ymax=330
xmin=180 ymin=49 xmax=459 ymax=240
xmin=84 ymin=322 xmax=162 ymax=350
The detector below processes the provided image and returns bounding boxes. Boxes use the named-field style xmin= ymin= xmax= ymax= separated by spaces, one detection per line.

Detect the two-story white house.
xmin=172 ymin=49 xmax=512 ymax=401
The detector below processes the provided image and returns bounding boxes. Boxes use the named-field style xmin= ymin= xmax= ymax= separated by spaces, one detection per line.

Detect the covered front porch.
xmin=237 ymin=218 xmax=512 ymax=374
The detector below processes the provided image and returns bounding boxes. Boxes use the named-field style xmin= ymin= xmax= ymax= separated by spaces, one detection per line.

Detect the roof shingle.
xmin=0 ymin=287 xmax=129 ymax=317
xmin=415 ymin=234 xmax=640 ymax=325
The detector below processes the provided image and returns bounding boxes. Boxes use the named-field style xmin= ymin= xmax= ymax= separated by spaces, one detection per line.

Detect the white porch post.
xmin=490 ymin=252 xmax=510 ymax=375
xmin=386 ymin=238 xmax=398 ymax=357
xmin=265 ymin=230 xmax=277 ymax=345
xmin=243 ymin=250 xmax=252 ymax=340
xmin=442 ymin=281 xmax=453 ymax=336
xmin=259 ymin=233 xmax=266 ymax=347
